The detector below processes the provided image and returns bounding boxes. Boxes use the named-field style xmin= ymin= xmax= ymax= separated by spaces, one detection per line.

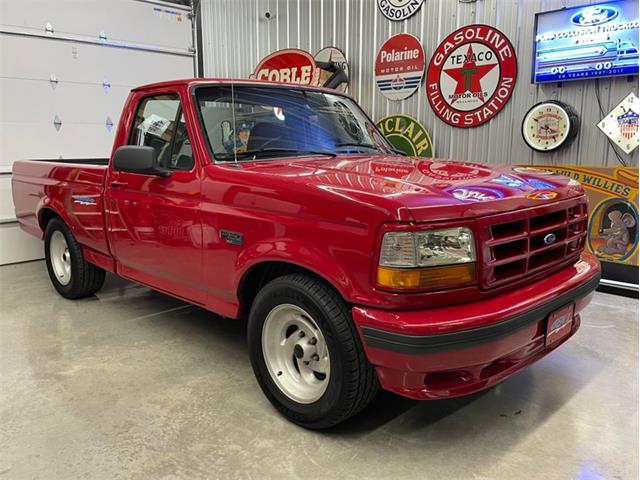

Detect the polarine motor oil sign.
xmin=375 ymin=33 xmax=425 ymax=101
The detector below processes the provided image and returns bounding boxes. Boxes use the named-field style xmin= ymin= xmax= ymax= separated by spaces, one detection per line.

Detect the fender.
xmin=237 ymin=239 xmax=356 ymax=297
xmin=231 ymin=238 xmax=361 ymax=315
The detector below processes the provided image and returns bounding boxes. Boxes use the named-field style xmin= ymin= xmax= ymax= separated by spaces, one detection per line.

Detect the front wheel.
xmin=44 ymin=218 xmax=105 ymax=299
xmin=247 ymin=274 xmax=378 ymax=429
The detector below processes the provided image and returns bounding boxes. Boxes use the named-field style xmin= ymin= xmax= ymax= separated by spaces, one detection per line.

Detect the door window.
xmin=130 ymin=94 xmax=194 ymax=171
xmin=167 ymin=111 xmax=194 ymax=170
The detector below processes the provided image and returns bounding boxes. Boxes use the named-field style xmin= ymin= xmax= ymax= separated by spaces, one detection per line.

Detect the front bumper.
xmin=353 ymin=251 xmax=601 ymax=400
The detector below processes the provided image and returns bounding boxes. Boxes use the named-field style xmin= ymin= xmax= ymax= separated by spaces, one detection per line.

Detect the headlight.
xmin=377 ymin=227 xmax=476 ymax=290
xmin=379 ymin=228 xmax=475 ymax=267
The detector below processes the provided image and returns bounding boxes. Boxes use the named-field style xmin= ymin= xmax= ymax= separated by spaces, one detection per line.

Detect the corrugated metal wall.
xmin=198 ymin=0 xmax=639 ymax=167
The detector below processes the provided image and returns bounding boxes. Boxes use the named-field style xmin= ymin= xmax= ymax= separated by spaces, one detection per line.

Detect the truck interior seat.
xmin=247 ymin=122 xmax=295 ymax=150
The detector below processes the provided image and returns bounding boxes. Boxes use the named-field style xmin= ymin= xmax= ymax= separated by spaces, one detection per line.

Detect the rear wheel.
xmin=247 ymin=274 xmax=378 ymax=429
xmin=44 ymin=218 xmax=105 ymax=299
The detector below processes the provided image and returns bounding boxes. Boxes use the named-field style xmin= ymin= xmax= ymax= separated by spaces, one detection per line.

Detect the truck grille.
xmin=478 ymin=198 xmax=588 ymax=289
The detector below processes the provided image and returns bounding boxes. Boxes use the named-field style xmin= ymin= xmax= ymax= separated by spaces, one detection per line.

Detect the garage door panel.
xmin=0 ymin=34 xmax=194 ymax=87
xmin=0 ymin=175 xmax=15 ymax=221
xmin=0 ymin=0 xmax=192 ymax=51
xmin=1 ymin=123 xmax=114 ymax=168
xmin=0 ymin=1 xmax=194 ymax=264
xmin=0 ymin=223 xmax=43 ymax=264
xmin=0 ymin=78 xmax=128 ymax=124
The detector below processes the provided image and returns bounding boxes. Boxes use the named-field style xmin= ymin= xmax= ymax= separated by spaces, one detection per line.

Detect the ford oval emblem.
xmin=543 ymin=233 xmax=557 ymax=245
xmin=571 ymin=6 xmax=618 ymax=26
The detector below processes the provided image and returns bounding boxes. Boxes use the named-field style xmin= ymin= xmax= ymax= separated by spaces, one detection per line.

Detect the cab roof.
xmin=131 ymin=78 xmax=344 ymax=96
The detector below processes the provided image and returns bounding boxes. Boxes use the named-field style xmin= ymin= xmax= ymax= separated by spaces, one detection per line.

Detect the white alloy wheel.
xmin=261 ymin=304 xmax=330 ymax=404
xmin=49 ymin=230 xmax=71 ymax=285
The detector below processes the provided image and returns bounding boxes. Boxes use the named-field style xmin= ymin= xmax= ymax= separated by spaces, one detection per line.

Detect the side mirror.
xmin=112 ymin=146 xmax=172 ymax=177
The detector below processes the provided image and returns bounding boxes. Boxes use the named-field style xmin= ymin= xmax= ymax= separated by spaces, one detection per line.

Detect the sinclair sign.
xmin=426 ymin=24 xmax=517 ymax=128
xmin=376 ymin=114 xmax=434 ymax=157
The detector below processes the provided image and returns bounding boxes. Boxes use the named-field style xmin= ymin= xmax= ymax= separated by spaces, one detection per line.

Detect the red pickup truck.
xmin=12 ymin=79 xmax=600 ymax=429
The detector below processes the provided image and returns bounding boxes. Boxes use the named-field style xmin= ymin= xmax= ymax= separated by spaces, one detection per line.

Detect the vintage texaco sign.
xmin=375 ymin=34 xmax=425 ymax=101
xmin=598 ymin=92 xmax=640 ymax=154
xmin=377 ymin=0 xmax=425 ymax=21
xmin=426 ymin=24 xmax=517 ymax=128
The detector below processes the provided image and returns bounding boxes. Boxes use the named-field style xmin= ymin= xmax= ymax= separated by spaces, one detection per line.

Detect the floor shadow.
xmin=326 ymin=389 xmax=488 ymax=436
xmin=87 ymin=273 xmax=606 ymax=444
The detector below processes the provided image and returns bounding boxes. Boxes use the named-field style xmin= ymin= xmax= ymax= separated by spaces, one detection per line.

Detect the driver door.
xmin=106 ymin=92 xmax=205 ymax=304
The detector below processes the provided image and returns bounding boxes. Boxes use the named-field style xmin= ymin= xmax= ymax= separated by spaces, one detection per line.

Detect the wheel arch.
xmin=237 ymin=260 xmax=350 ymax=318
xmin=36 ymin=195 xmax=77 ymax=237
xmin=39 ymin=207 xmax=63 ymax=232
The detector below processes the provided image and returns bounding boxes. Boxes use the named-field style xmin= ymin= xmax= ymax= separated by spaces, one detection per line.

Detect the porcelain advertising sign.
xmin=375 ymin=33 xmax=425 ymax=101
xmin=426 ymin=24 xmax=517 ymax=128
xmin=377 ymin=0 xmax=424 ymax=21
xmin=376 ymin=114 xmax=434 ymax=157
xmin=250 ymin=49 xmax=320 ymax=86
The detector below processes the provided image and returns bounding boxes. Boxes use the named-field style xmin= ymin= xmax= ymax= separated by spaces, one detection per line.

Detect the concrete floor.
xmin=0 ymin=261 xmax=637 ymax=480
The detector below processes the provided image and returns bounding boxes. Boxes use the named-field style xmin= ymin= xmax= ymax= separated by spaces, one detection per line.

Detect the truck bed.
xmin=26 ymin=158 xmax=110 ymax=165
xmin=12 ymin=158 xmax=110 ymax=258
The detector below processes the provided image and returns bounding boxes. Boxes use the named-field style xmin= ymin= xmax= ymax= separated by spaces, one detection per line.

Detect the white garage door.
xmin=0 ymin=0 xmax=195 ymax=264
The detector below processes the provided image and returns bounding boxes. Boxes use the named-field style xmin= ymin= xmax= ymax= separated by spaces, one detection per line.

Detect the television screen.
xmin=533 ymin=0 xmax=639 ymax=83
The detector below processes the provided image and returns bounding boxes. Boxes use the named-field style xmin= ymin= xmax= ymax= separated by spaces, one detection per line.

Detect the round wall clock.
xmin=522 ymin=101 xmax=579 ymax=152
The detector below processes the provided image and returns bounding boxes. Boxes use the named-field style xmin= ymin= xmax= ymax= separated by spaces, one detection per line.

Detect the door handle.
xmin=110 ymin=180 xmax=128 ymax=188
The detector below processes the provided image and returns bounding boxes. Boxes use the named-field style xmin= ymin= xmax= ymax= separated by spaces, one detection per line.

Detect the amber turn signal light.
xmin=377 ymin=263 xmax=476 ymax=290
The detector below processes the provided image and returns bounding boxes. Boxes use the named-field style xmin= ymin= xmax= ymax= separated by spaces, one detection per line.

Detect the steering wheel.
xmin=334 ymin=101 xmax=363 ymax=141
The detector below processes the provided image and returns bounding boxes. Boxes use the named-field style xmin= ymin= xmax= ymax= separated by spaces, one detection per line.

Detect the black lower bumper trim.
xmin=361 ymin=274 xmax=601 ymax=355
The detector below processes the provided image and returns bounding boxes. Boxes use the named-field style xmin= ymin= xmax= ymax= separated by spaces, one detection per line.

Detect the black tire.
xmin=247 ymin=274 xmax=378 ymax=429
xmin=44 ymin=217 xmax=105 ymax=299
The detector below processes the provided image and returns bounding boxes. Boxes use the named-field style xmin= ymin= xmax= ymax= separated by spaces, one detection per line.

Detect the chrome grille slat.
xmin=479 ymin=198 xmax=588 ymax=289
xmin=486 ymin=233 xmax=528 ymax=247
xmin=530 ymin=222 xmax=567 ymax=235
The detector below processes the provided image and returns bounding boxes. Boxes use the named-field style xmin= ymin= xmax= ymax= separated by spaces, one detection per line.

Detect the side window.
xmin=129 ymin=94 xmax=194 ymax=171
xmin=168 ymin=111 xmax=194 ymax=170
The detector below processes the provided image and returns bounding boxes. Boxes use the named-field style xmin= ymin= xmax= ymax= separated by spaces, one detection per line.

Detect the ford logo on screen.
xmin=571 ymin=6 xmax=618 ymax=26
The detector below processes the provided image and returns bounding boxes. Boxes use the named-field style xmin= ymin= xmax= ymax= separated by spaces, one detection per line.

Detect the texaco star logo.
xmin=427 ymin=25 xmax=517 ymax=128
xmin=445 ymin=44 xmax=497 ymax=105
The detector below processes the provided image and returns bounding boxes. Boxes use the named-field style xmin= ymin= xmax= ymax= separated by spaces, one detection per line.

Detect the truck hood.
xmin=230 ymin=155 xmax=585 ymax=222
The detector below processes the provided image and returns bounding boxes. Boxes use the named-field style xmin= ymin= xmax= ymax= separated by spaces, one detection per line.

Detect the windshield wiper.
xmin=389 ymin=147 xmax=406 ymax=156
xmin=217 ymin=148 xmax=336 ymax=162
xmin=335 ymin=142 xmax=406 ymax=156
xmin=335 ymin=142 xmax=381 ymax=151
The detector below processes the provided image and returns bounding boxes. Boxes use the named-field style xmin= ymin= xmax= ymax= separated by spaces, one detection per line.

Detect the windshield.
xmin=195 ymin=85 xmax=393 ymax=161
